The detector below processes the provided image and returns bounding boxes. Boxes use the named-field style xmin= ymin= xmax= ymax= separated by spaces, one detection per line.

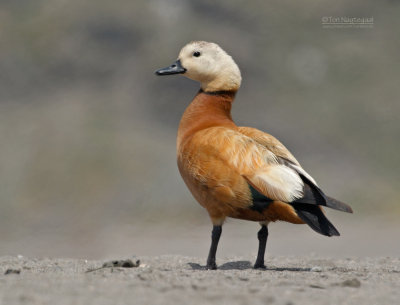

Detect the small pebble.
xmin=341 ymin=278 xmax=361 ymax=288
xmin=5 ymin=269 xmax=21 ymax=275
xmin=311 ymin=266 xmax=322 ymax=272
xmin=86 ymin=259 xmax=140 ymax=273
xmin=102 ymin=259 xmax=140 ymax=268
xmin=309 ymin=284 xmax=325 ymax=289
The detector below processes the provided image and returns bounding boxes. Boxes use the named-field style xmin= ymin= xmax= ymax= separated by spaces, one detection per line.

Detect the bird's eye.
xmin=193 ymin=51 xmax=201 ymax=57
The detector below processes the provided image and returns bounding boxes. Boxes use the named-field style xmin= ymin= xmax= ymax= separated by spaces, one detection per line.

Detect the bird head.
xmin=155 ymin=41 xmax=241 ymax=92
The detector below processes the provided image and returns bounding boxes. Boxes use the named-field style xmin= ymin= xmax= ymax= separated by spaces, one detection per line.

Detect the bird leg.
xmin=206 ymin=225 xmax=222 ymax=270
xmin=254 ymin=225 xmax=268 ymax=269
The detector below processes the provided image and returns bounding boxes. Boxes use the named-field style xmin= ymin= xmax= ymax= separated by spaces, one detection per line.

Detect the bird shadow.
xmin=188 ymin=261 xmax=312 ymax=272
xmin=188 ymin=260 xmax=253 ymax=270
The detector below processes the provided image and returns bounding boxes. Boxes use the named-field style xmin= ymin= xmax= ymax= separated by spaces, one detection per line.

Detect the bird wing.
xmin=237 ymin=126 xmax=300 ymax=165
xmin=237 ymin=126 xmax=318 ymax=185
xmin=188 ymin=126 xmax=305 ymax=203
xmin=237 ymin=126 xmax=353 ymax=213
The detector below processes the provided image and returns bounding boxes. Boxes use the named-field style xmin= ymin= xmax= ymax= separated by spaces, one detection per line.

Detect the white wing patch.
xmin=251 ymin=165 xmax=304 ymax=202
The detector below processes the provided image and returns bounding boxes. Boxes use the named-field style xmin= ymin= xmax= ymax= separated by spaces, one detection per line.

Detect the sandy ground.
xmin=1 ymin=216 xmax=399 ymax=304
xmin=0 ymin=254 xmax=399 ymax=305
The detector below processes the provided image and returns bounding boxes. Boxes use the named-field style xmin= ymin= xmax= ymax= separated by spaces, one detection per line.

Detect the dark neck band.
xmin=198 ymin=89 xmax=237 ymax=98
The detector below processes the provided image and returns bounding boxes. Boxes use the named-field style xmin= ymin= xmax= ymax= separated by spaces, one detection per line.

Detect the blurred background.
xmin=0 ymin=0 xmax=399 ymax=259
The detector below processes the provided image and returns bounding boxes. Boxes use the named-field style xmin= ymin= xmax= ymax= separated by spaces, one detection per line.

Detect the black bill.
xmin=155 ymin=59 xmax=186 ymax=75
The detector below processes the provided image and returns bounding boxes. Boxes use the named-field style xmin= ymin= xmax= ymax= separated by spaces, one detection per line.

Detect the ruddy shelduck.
xmin=155 ymin=41 xmax=352 ymax=270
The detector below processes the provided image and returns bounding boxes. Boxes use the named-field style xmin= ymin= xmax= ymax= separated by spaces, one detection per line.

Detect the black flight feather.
xmin=292 ymin=203 xmax=340 ymax=236
xmin=294 ymin=174 xmax=353 ymax=213
xmin=277 ymin=157 xmax=352 ymax=213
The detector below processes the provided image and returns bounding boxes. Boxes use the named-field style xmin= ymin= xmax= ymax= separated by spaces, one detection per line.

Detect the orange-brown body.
xmin=157 ymin=40 xmax=351 ymax=269
xmin=177 ymin=90 xmax=304 ymax=226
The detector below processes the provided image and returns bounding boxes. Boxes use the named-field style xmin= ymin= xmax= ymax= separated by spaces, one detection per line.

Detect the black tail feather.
xmin=325 ymin=195 xmax=353 ymax=213
xmin=295 ymin=174 xmax=353 ymax=213
xmin=292 ymin=203 xmax=340 ymax=237
xmin=277 ymin=157 xmax=353 ymax=213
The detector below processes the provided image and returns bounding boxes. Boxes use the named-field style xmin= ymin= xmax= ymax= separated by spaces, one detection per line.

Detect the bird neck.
xmin=177 ymin=89 xmax=237 ymax=149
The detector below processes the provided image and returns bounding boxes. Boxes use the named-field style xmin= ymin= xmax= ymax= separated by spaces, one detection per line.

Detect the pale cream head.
xmin=178 ymin=41 xmax=242 ymax=92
